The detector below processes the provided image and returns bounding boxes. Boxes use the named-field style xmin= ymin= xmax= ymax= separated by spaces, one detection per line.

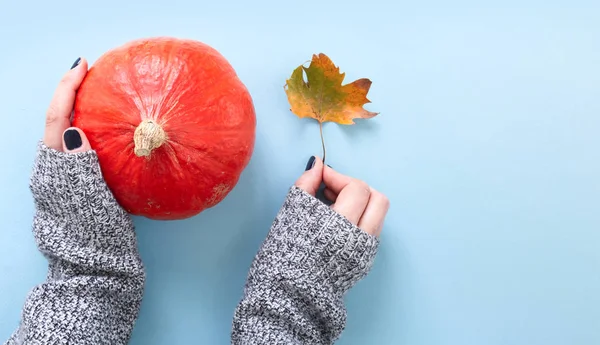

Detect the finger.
xmin=324 ymin=188 xmax=337 ymax=202
xmin=322 ymin=165 xmax=354 ymax=194
xmin=62 ymin=127 xmax=92 ymax=153
xmin=332 ymin=179 xmax=371 ymax=225
xmin=44 ymin=57 xmax=89 ymax=151
xmin=358 ymin=188 xmax=390 ymax=236
xmin=294 ymin=156 xmax=324 ymax=196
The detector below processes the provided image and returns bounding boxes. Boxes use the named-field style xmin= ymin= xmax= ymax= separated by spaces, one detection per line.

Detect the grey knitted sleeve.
xmin=5 ymin=142 xmax=145 ymax=345
xmin=231 ymin=185 xmax=380 ymax=345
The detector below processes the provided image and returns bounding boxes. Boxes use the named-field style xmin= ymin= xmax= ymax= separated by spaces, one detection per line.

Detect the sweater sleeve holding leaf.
xmin=231 ymin=186 xmax=380 ymax=345
xmin=5 ymin=142 xmax=145 ymax=345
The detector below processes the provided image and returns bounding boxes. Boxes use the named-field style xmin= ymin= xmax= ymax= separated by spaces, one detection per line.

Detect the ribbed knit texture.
xmin=231 ymin=186 xmax=380 ymax=344
xmin=5 ymin=142 xmax=145 ymax=345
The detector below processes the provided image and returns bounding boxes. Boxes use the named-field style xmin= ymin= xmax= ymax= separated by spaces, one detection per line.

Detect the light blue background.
xmin=1 ymin=0 xmax=599 ymax=344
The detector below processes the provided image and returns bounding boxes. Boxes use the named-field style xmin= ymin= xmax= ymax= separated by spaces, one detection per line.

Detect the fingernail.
xmin=305 ymin=156 xmax=316 ymax=171
xmin=64 ymin=129 xmax=82 ymax=150
xmin=70 ymin=57 xmax=81 ymax=70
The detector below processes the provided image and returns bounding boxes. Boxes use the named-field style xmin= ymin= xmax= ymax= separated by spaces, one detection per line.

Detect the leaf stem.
xmin=319 ymin=121 xmax=326 ymax=164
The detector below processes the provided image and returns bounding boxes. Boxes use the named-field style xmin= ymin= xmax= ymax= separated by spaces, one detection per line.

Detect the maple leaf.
xmin=284 ymin=53 xmax=378 ymax=162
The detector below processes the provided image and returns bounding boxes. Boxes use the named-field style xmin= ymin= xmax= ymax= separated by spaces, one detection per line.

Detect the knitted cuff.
xmin=28 ymin=141 xmax=138 ymax=271
xmin=29 ymin=141 xmax=112 ymax=214
xmin=264 ymin=185 xmax=380 ymax=295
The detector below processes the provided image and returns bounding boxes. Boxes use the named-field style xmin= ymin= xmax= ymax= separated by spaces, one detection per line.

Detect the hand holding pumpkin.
xmin=43 ymin=57 xmax=92 ymax=154
xmin=295 ymin=156 xmax=389 ymax=237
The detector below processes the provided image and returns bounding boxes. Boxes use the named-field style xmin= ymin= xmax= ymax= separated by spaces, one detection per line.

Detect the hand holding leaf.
xmin=284 ymin=53 xmax=378 ymax=163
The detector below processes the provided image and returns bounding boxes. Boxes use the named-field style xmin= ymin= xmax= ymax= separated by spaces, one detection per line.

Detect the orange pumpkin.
xmin=73 ymin=37 xmax=256 ymax=220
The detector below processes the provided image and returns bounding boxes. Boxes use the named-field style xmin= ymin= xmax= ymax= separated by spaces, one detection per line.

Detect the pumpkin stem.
xmin=134 ymin=119 xmax=167 ymax=157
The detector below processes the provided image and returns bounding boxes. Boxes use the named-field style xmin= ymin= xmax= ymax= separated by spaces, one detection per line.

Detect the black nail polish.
xmin=305 ymin=156 xmax=316 ymax=171
xmin=70 ymin=57 xmax=81 ymax=69
xmin=64 ymin=129 xmax=82 ymax=150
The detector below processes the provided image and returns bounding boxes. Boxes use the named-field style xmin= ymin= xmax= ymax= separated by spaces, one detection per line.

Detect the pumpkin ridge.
xmin=157 ymin=70 xmax=239 ymax=127
xmin=165 ymin=139 xmax=233 ymax=173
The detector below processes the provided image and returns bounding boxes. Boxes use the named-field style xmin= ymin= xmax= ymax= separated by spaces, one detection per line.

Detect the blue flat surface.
xmin=1 ymin=1 xmax=599 ymax=344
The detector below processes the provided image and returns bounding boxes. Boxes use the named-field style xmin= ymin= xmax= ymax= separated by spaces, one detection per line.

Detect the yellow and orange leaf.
xmin=284 ymin=53 xmax=378 ymax=125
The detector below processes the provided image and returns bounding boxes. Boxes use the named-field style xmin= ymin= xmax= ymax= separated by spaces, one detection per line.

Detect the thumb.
xmin=295 ymin=156 xmax=324 ymax=196
xmin=62 ymin=127 xmax=92 ymax=153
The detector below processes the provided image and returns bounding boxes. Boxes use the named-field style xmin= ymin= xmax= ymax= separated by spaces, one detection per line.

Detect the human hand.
xmin=43 ymin=57 xmax=92 ymax=153
xmin=295 ymin=156 xmax=390 ymax=237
